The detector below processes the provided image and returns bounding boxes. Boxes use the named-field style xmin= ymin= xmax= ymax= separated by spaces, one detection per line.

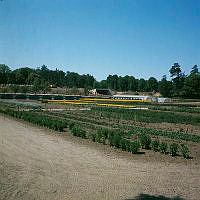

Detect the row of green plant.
xmin=0 ymin=108 xmax=67 ymax=131
xmin=139 ymin=133 xmax=190 ymax=158
xmin=35 ymin=110 xmax=200 ymax=143
xmin=125 ymin=126 xmax=200 ymax=143
xmin=0 ymin=107 xmax=191 ymax=158
xmin=150 ymin=105 xmax=200 ymax=114
xmin=91 ymin=106 xmax=200 ymax=126
xmin=90 ymin=129 xmax=141 ymax=154
xmin=0 ymin=100 xmax=41 ymax=109
xmin=90 ymin=129 xmax=190 ymax=158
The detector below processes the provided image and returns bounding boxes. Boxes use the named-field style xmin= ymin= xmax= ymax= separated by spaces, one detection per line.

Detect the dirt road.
xmin=0 ymin=115 xmax=199 ymax=200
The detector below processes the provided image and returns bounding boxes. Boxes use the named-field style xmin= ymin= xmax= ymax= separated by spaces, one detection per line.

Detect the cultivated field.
xmin=0 ymin=99 xmax=200 ymax=200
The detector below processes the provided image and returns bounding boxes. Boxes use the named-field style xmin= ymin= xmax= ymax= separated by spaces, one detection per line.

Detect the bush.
xmin=69 ymin=122 xmax=75 ymax=130
xmin=41 ymin=99 xmax=48 ymax=103
xmin=119 ymin=139 xmax=127 ymax=151
xmin=90 ymin=133 xmax=96 ymax=142
xmin=169 ymin=143 xmax=179 ymax=156
xmin=80 ymin=129 xmax=87 ymax=138
xmin=125 ymin=140 xmax=131 ymax=152
xmin=159 ymin=142 xmax=168 ymax=154
xmin=139 ymin=133 xmax=151 ymax=149
xmin=112 ymin=133 xmax=122 ymax=148
xmin=71 ymin=127 xmax=87 ymax=138
xmin=151 ymin=139 xmax=160 ymax=152
xmin=72 ymin=127 xmax=78 ymax=136
xmin=96 ymin=131 xmax=102 ymax=143
xmin=130 ymin=141 xmax=140 ymax=154
xmin=108 ymin=132 xmax=114 ymax=146
xmin=180 ymin=144 xmax=190 ymax=159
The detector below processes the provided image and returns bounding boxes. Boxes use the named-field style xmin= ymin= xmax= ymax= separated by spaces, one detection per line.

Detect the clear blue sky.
xmin=0 ymin=0 xmax=200 ymax=81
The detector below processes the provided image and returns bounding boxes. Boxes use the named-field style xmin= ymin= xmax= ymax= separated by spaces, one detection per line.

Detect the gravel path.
xmin=0 ymin=115 xmax=199 ymax=200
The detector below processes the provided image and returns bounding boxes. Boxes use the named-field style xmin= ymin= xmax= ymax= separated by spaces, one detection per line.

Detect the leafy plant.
xmin=151 ymin=139 xmax=160 ymax=152
xmin=180 ymin=144 xmax=190 ymax=159
xmin=159 ymin=142 xmax=168 ymax=154
xmin=119 ymin=139 xmax=127 ymax=151
xmin=139 ymin=133 xmax=151 ymax=149
xmin=90 ymin=133 xmax=96 ymax=142
xmin=125 ymin=140 xmax=131 ymax=152
xmin=169 ymin=143 xmax=179 ymax=156
xmin=130 ymin=141 xmax=140 ymax=154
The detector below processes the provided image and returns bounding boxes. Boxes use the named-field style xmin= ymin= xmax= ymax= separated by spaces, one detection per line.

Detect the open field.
xmin=0 ymin=99 xmax=200 ymax=199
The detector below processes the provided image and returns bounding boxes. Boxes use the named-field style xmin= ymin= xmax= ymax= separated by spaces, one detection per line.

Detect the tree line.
xmin=0 ymin=63 xmax=199 ymax=98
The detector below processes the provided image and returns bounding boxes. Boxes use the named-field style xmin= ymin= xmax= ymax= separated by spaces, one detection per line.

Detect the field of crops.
xmin=1 ymin=98 xmax=200 ymax=160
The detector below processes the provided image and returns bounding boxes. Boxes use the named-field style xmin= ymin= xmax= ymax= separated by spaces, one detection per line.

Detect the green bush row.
xmin=150 ymin=105 xmax=200 ymax=114
xmin=39 ymin=110 xmax=200 ymax=143
xmin=90 ymin=129 xmax=141 ymax=154
xmin=0 ymin=108 xmax=67 ymax=132
xmin=91 ymin=106 xmax=200 ymax=126
xmin=71 ymin=126 xmax=87 ymax=138
xmin=91 ymin=129 xmax=190 ymax=158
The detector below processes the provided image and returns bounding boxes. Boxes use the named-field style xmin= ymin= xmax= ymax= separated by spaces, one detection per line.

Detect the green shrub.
xmin=112 ymin=133 xmax=122 ymax=148
xmin=101 ymin=135 xmax=106 ymax=145
xmin=71 ymin=127 xmax=87 ymax=138
xmin=151 ymin=139 xmax=160 ymax=152
xmin=159 ymin=142 xmax=168 ymax=154
xmin=80 ymin=129 xmax=87 ymax=138
xmin=169 ymin=143 xmax=179 ymax=156
xmin=90 ymin=133 xmax=96 ymax=142
xmin=108 ymin=132 xmax=114 ymax=146
xmin=139 ymin=133 xmax=151 ymax=149
xmin=41 ymin=99 xmax=48 ymax=103
xmin=96 ymin=131 xmax=103 ymax=143
xmin=69 ymin=122 xmax=75 ymax=130
xmin=72 ymin=127 xmax=78 ymax=136
xmin=119 ymin=139 xmax=127 ymax=151
xmin=180 ymin=144 xmax=190 ymax=159
xmin=125 ymin=140 xmax=131 ymax=152
xmin=130 ymin=141 xmax=140 ymax=154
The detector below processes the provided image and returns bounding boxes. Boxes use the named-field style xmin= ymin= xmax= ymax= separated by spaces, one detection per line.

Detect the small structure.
xmin=112 ymin=95 xmax=171 ymax=103
xmin=157 ymin=97 xmax=171 ymax=103
xmin=112 ymin=95 xmax=154 ymax=101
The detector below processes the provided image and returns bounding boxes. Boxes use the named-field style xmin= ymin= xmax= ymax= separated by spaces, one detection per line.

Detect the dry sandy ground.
xmin=0 ymin=116 xmax=200 ymax=200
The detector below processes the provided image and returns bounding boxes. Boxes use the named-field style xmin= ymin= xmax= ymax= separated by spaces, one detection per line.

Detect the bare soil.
xmin=0 ymin=116 xmax=200 ymax=200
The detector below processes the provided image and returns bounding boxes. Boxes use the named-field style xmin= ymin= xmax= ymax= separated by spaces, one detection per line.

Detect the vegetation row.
xmin=35 ymin=110 xmax=200 ymax=143
xmin=91 ymin=106 xmax=200 ymax=126
xmin=0 ymin=107 xmax=191 ymax=159
xmin=0 ymin=108 xmax=67 ymax=132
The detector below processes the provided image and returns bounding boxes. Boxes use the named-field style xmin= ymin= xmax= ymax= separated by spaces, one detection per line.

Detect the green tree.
xmin=147 ymin=77 xmax=158 ymax=92
xmin=32 ymin=78 xmax=42 ymax=94
xmin=40 ymin=81 xmax=51 ymax=94
xmin=183 ymin=73 xmax=200 ymax=98
xmin=107 ymin=75 xmax=118 ymax=90
xmin=19 ymin=86 xmax=29 ymax=93
xmin=158 ymin=75 xmax=173 ymax=97
xmin=13 ymin=67 xmax=35 ymax=85
xmin=98 ymin=80 xmax=108 ymax=89
xmin=138 ymin=78 xmax=147 ymax=92
xmin=169 ymin=63 xmax=185 ymax=96
xmin=0 ymin=64 xmax=11 ymax=84
xmin=10 ymin=85 xmax=20 ymax=93
xmin=27 ymin=72 xmax=41 ymax=85
xmin=190 ymin=65 xmax=199 ymax=74
xmin=128 ymin=76 xmax=137 ymax=91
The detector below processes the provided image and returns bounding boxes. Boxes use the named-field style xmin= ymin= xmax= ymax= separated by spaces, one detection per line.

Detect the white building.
xmin=112 ymin=95 xmax=154 ymax=101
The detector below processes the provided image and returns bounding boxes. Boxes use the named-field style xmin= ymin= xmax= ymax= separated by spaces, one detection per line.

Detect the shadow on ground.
xmin=125 ymin=193 xmax=186 ymax=200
